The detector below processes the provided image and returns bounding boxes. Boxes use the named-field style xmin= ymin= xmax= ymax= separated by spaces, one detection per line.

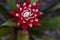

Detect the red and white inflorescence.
xmin=9 ymin=0 xmax=43 ymax=30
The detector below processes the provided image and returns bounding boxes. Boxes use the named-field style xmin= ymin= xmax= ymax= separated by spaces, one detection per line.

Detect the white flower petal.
xmin=28 ymin=4 xmax=31 ymax=7
xmin=30 ymin=20 xmax=33 ymax=22
xmin=26 ymin=19 xmax=29 ymax=20
xmin=29 ymin=24 xmax=33 ymax=27
xmin=16 ymin=13 xmax=19 ymax=16
xmin=35 ymin=19 xmax=38 ymax=21
xmin=23 ymin=3 xmax=26 ymax=6
xmin=39 ymin=12 xmax=43 ymax=15
xmin=23 ymin=21 xmax=26 ymax=23
xmin=18 ymin=22 xmax=20 ymax=25
xmin=24 ymin=7 xmax=27 ymax=9
xmin=36 ymin=9 xmax=38 ymax=12
xmin=20 ymin=8 xmax=22 ymax=11
xmin=32 ymin=9 xmax=35 ymax=12
xmin=34 ymin=14 xmax=37 ymax=17
xmin=16 ymin=4 xmax=20 ymax=8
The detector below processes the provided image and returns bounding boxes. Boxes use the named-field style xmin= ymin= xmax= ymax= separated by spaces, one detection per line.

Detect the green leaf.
xmin=43 ymin=0 xmax=60 ymax=13
xmin=6 ymin=0 xmax=17 ymax=10
xmin=0 ymin=5 xmax=11 ymax=19
xmin=29 ymin=26 xmax=44 ymax=38
xmin=29 ymin=16 xmax=60 ymax=38
xmin=8 ymin=34 xmax=14 ymax=40
xmin=8 ymin=32 xmax=17 ymax=40
xmin=1 ymin=22 xmax=17 ymax=27
xmin=0 ymin=27 xmax=12 ymax=38
xmin=42 ymin=34 xmax=56 ymax=40
xmin=0 ymin=19 xmax=17 ymax=27
xmin=52 ymin=3 xmax=60 ymax=10
xmin=17 ymin=31 xmax=29 ymax=40
xmin=30 ymin=0 xmax=37 ymax=4
xmin=0 ymin=5 xmax=7 ymax=14
xmin=41 ymin=16 xmax=60 ymax=29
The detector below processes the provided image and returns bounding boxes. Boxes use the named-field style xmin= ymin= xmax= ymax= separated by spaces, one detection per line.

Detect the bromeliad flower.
xmin=9 ymin=0 xmax=43 ymax=30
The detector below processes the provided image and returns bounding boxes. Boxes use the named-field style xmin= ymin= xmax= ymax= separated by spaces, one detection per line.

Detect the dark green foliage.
xmin=0 ymin=27 xmax=12 ymax=38
xmin=6 ymin=0 xmax=17 ymax=10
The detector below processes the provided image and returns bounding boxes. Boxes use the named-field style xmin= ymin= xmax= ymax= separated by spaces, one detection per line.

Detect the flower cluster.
xmin=9 ymin=0 xmax=43 ymax=30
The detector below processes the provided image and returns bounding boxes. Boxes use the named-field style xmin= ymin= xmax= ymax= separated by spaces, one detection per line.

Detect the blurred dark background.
xmin=0 ymin=0 xmax=60 ymax=40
